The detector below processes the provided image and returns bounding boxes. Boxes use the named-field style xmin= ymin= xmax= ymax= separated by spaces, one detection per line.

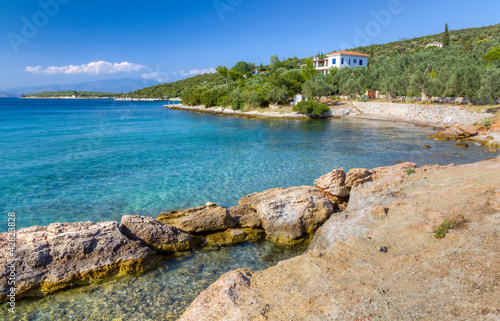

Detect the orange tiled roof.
xmin=326 ymin=51 xmax=370 ymax=57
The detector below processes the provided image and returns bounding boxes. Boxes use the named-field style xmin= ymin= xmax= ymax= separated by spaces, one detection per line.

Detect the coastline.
xmin=165 ymin=104 xmax=330 ymax=120
xmin=166 ymin=101 xmax=494 ymax=127
xmin=167 ymin=102 xmax=500 ymax=147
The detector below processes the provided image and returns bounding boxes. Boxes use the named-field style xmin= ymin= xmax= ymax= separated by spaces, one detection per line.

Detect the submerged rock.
xmin=157 ymin=206 xmax=237 ymax=234
xmin=0 ymin=221 xmax=160 ymax=301
xmin=314 ymin=168 xmax=349 ymax=198
xmin=205 ymin=228 xmax=264 ymax=247
xmin=228 ymin=205 xmax=262 ymax=229
xmin=428 ymin=125 xmax=478 ymax=141
xmin=454 ymin=142 xmax=469 ymax=148
xmin=240 ymin=186 xmax=335 ymax=245
xmin=119 ymin=215 xmax=202 ymax=253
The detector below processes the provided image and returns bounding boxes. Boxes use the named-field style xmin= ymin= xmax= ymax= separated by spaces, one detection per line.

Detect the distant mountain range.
xmin=0 ymin=78 xmax=162 ymax=97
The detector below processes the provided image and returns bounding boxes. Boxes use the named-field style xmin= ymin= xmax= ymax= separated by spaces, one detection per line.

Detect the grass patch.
xmin=406 ymin=168 xmax=416 ymax=176
xmin=434 ymin=220 xmax=454 ymax=239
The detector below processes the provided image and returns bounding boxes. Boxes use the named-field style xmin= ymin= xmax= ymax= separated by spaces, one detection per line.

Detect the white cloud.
xmin=25 ymin=66 xmax=42 ymax=73
xmin=25 ymin=61 xmax=146 ymax=75
xmin=141 ymin=72 xmax=169 ymax=83
xmin=181 ymin=68 xmax=216 ymax=77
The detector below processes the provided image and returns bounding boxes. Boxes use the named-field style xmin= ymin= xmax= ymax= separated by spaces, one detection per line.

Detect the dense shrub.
xmin=241 ymin=89 xmax=265 ymax=108
xmin=292 ymin=100 xmax=329 ymax=116
xmin=180 ymin=88 xmax=202 ymax=106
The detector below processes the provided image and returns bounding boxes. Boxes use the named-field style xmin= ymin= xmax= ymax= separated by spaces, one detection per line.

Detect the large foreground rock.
xmin=157 ymin=205 xmax=237 ymax=233
xmin=179 ymin=158 xmax=500 ymax=320
xmin=119 ymin=215 xmax=202 ymax=253
xmin=0 ymin=221 xmax=160 ymax=301
xmin=314 ymin=168 xmax=349 ymax=197
xmin=239 ymin=186 xmax=335 ymax=245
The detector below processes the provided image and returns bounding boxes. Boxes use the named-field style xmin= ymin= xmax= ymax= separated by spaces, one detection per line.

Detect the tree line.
xmin=124 ymin=23 xmax=500 ymax=108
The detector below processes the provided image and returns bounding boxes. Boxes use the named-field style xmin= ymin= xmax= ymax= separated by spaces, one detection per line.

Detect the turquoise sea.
xmin=0 ymin=98 xmax=497 ymax=232
xmin=1 ymin=98 xmax=498 ymax=320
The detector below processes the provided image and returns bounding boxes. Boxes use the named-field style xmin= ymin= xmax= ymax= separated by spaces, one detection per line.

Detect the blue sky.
xmin=1 ymin=0 xmax=499 ymax=89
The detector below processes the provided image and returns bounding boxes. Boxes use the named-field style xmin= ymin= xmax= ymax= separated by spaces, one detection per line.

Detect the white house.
xmin=313 ymin=51 xmax=369 ymax=74
xmin=291 ymin=94 xmax=305 ymax=106
xmin=425 ymin=42 xmax=443 ymax=49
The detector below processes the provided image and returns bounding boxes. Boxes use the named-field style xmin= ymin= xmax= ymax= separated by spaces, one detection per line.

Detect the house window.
xmin=349 ymin=59 xmax=351 ymax=64
xmin=341 ymin=58 xmax=344 ymax=64
xmin=360 ymin=60 xmax=363 ymax=66
xmin=332 ymin=58 xmax=336 ymax=64
xmin=353 ymin=59 xmax=357 ymax=64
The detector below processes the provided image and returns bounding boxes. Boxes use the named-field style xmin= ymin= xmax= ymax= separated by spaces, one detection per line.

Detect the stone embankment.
xmin=179 ymin=157 xmax=500 ymax=320
xmin=166 ymin=102 xmax=494 ymax=127
xmin=348 ymin=101 xmax=493 ymax=127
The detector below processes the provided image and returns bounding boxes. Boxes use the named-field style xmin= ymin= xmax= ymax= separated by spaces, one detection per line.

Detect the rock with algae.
xmin=119 ymin=215 xmax=202 ymax=253
xmin=205 ymin=228 xmax=265 ymax=247
xmin=228 ymin=205 xmax=262 ymax=229
xmin=0 ymin=221 xmax=160 ymax=301
xmin=157 ymin=205 xmax=237 ymax=234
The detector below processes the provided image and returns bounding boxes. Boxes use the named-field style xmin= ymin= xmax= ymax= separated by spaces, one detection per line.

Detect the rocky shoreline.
xmin=1 ymin=170 xmax=352 ymax=301
xmin=165 ymin=104 xmax=334 ymax=119
xmin=167 ymin=102 xmax=500 ymax=149
xmin=1 ymin=157 xmax=499 ymax=319
xmin=166 ymin=101 xmax=494 ymax=126
xmin=179 ymin=157 xmax=500 ymax=320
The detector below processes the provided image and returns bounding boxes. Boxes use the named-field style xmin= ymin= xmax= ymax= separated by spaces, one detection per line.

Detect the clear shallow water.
xmin=0 ymin=98 xmax=497 ymax=232
xmin=1 ymin=240 xmax=306 ymax=321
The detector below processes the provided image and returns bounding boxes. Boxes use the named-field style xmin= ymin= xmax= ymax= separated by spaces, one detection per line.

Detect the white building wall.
xmin=328 ymin=54 xmax=368 ymax=69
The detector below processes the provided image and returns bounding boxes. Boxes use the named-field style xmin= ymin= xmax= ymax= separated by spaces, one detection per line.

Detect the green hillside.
xmin=348 ymin=23 xmax=500 ymax=57
xmin=123 ymin=23 xmax=500 ymax=106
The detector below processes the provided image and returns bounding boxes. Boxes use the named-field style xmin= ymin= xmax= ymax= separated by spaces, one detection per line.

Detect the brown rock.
xmin=458 ymin=125 xmax=478 ymax=136
xmin=205 ymin=228 xmax=264 ymax=247
xmin=0 ymin=221 xmax=160 ymax=301
xmin=240 ymin=186 xmax=335 ymax=245
xmin=370 ymin=162 xmax=417 ymax=180
xmin=157 ymin=206 xmax=237 ymax=234
xmin=370 ymin=206 xmax=389 ymax=219
xmin=345 ymin=168 xmax=372 ymax=188
xmin=178 ymin=269 xmax=267 ymax=321
xmin=228 ymin=205 xmax=261 ymax=228
xmin=429 ymin=126 xmax=471 ymax=141
xmin=314 ymin=168 xmax=350 ymax=197
xmin=474 ymin=126 xmax=488 ymax=131
xmin=119 ymin=215 xmax=202 ymax=253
